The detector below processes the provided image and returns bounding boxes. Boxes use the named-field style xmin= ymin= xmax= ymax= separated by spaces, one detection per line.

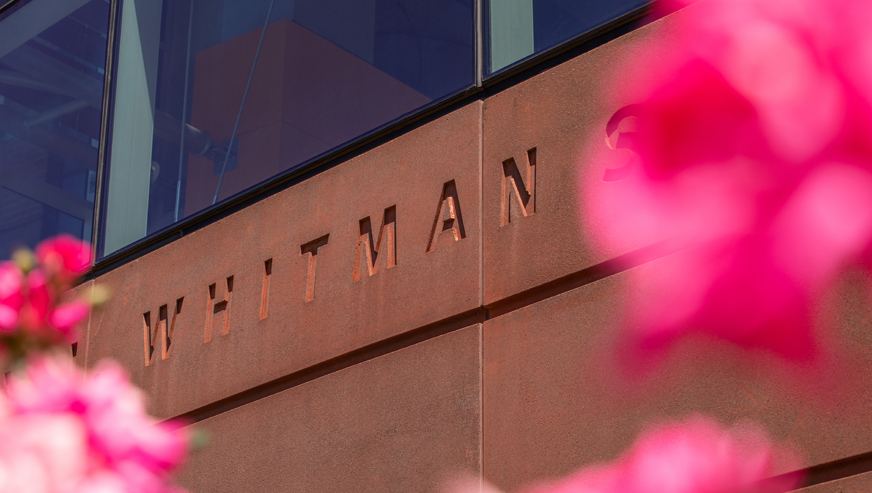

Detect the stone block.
xmin=177 ymin=324 xmax=481 ymax=493
xmin=87 ymin=101 xmax=482 ymax=419
xmin=481 ymin=9 xmax=685 ymax=305
xmin=483 ymin=252 xmax=872 ymax=491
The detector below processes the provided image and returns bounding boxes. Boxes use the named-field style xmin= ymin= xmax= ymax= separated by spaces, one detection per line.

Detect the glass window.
xmin=0 ymin=0 xmax=110 ymax=259
xmin=101 ymin=0 xmax=475 ymax=257
xmin=486 ymin=0 xmax=647 ymax=74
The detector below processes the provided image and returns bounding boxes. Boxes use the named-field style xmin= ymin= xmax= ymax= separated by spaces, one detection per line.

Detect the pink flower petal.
xmin=584 ymin=0 xmax=872 ymax=373
xmin=35 ymin=235 xmax=91 ymax=285
xmin=49 ymin=301 xmax=89 ymax=337
xmin=5 ymin=356 xmax=189 ymax=491
xmin=0 ymin=304 xmax=18 ymax=331
xmin=0 ymin=262 xmax=23 ymax=309
xmin=517 ymin=418 xmax=799 ymax=493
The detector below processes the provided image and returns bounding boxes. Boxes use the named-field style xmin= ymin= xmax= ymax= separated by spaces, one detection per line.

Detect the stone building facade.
xmin=3 ymin=0 xmax=872 ymax=491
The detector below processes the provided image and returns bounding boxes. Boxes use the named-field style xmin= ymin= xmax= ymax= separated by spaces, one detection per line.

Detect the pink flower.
xmin=35 ymin=235 xmax=91 ymax=287
xmin=18 ymin=270 xmax=52 ymax=336
xmin=5 ymin=356 xmax=189 ymax=492
xmin=583 ymin=0 xmax=872 ymax=368
xmin=14 ymin=270 xmax=86 ymax=343
xmin=0 ymin=240 xmax=185 ymax=492
xmin=0 ymin=262 xmax=23 ymax=307
xmin=0 ymin=306 xmax=16 ymax=334
xmin=0 ymin=412 xmax=90 ymax=493
xmin=449 ymin=418 xmax=798 ymax=493
xmin=0 ymin=262 xmax=23 ymax=332
xmin=48 ymin=301 xmax=90 ymax=340
xmin=608 ymin=418 xmax=797 ymax=493
xmin=0 ymin=236 xmax=102 ymax=364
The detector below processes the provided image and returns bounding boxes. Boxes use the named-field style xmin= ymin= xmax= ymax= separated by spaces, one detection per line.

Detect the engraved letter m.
xmin=353 ymin=206 xmax=396 ymax=282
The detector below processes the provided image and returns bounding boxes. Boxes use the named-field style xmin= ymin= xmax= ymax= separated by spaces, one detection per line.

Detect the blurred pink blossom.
xmin=0 ymin=238 xmax=189 ymax=492
xmin=35 ymin=235 xmax=91 ymax=287
xmin=447 ymin=418 xmax=798 ymax=493
xmin=47 ymin=301 xmax=91 ymax=339
xmin=0 ymin=262 xmax=23 ymax=332
xmin=0 ymin=236 xmax=100 ymax=360
xmin=0 ymin=411 xmax=90 ymax=493
xmin=15 ymin=270 xmax=88 ymax=345
xmin=2 ymin=355 xmax=189 ymax=493
xmin=583 ymin=0 xmax=872 ymax=368
xmin=530 ymin=417 xmax=798 ymax=493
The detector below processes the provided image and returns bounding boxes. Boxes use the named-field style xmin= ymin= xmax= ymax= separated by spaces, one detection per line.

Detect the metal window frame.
xmin=0 ymin=0 xmax=653 ymax=276
xmin=480 ymin=0 xmax=652 ymax=83
xmin=91 ymin=0 xmax=485 ymax=272
xmin=0 ymin=0 xmax=26 ymax=17
xmin=91 ymin=0 xmax=121 ymax=263
xmin=0 ymin=0 xmax=119 ymax=266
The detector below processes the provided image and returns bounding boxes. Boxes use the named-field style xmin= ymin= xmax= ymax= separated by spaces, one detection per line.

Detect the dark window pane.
xmin=0 ymin=0 xmax=109 ymax=259
xmin=487 ymin=0 xmax=647 ymax=74
xmin=102 ymin=0 xmax=474 ymax=256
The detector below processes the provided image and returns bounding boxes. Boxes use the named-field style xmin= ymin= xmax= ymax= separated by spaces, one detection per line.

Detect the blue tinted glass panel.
xmin=101 ymin=0 xmax=475 ymax=256
xmin=0 ymin=0 xmax=109 ymax=258
xmin=486 ymin=0 xmax=648 ymax=74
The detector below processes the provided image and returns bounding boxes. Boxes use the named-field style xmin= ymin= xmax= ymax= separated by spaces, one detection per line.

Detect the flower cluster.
xmin=0 ymin=356 xmax=188 ymax=493
xmin=448 ymin=418 xmax=797 ymax=493
xmin=527 ymin=418 xmax=797 ymax=493
xmin=0 ymin=235 xmax=98 ymax=361
xmin=0 ymin=235 xmax=190 ymax=492
xmin=584 ymin=0 xmax=872 ymax=367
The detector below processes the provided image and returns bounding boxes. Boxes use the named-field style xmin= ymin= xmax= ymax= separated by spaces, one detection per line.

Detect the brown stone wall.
xmin=79 ymin=7 xmax=872 ymax=493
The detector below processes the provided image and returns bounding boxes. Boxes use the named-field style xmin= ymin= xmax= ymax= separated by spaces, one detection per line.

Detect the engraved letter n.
xmin=501 ymin=148 xmax=536 ymax=226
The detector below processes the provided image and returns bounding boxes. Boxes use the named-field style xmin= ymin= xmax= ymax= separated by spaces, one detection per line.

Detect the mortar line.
xmin=162 ymin=236 xmax=872 ymax=487
xmin=762 ymin=450 xmax=872 ymax=491
xmin=173 ymin=309 xmax=486 ymax=423
xmin=479 ymin=96 xmax=486 ymax=487
xmin=170 ymin=240 xmax=681 ymax=424
xmin=84 ymin=282 xmax=93 ymax=376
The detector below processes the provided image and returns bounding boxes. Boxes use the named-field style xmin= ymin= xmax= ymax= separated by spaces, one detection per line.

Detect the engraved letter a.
xmin=427 ymin=180 xmax=466 ymax=252
xmin=353 ymin=206 xmax=397 ymax=282
xmin=501 ymin=148 xmax=536 ymax=226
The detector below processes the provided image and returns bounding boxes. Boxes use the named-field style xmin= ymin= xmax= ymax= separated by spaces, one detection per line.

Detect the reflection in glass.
xmin=487 ymin=0 xmax=648 ymax=74
xmin=0 ymin=0 xmax=110 ymax=259
xmin=102 ymin=0 xmax=475 ymax=256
